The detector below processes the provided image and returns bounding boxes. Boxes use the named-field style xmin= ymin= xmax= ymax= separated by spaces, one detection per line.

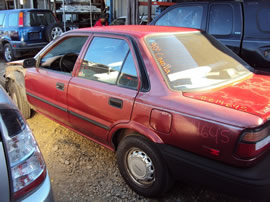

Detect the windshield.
xmin=145 ymin=32 xmax=251 ymax=92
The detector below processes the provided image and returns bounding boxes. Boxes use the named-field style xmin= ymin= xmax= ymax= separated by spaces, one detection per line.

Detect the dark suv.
xmin=151 ymin=0 xmax=270 ymax=70
xmin=0 ymin=9 xmax=64 ymax=62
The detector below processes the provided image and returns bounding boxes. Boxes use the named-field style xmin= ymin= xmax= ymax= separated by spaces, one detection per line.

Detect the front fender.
xmin=5 ymin=65 xmax=27 ymax=100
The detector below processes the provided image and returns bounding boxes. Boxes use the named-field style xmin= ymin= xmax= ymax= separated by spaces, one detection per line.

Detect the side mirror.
xmin=23 ymin=58 xmax=36 ymax=68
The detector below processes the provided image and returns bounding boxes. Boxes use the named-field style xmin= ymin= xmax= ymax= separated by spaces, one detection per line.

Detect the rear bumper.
xmin=20 ymin=171 xmax=54 ymax=202
xmin=9 ymin=41 xmax=48 ymax=57
xmin=157 ymin=144 xmax=270 ymax=200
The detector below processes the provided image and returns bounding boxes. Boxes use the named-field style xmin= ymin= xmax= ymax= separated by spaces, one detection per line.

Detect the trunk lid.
xmin=184 ymin=74 xmax=270 ymax=122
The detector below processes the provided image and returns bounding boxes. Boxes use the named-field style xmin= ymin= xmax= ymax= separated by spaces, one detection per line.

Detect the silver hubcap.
xmin=126 ymin=148 xmax=155 ymax=187
xmin=5 ymin=46 xmax=12 ymax=61
xmin=51 ymin=27 xmax=63 ymax=39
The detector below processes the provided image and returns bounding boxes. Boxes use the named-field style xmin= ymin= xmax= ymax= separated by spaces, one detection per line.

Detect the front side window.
xmin=145 ymin=32 xmax=251 ymax=92
xmin=208 ymin=4 xmax=233 ymax=35
xmin=155 ymin=6 xmax=203 ymax=29
xmin=78 ymin=37 xmax=138 ymax=89
xmin=40 ymin=36 xmax=88 ymax=73
xmin=8 ymin=13 xmax=18 ymax=27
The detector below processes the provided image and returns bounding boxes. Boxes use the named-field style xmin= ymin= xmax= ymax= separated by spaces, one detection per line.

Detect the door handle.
xmin=109 ymin=97 xmax=123 ymax=109
xmin=56 ymin=82 xmax=65 ymax=91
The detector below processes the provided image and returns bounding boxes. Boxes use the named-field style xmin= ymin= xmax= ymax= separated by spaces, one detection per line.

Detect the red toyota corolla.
xmin=5 ymin=26 xmax=270 ymax=200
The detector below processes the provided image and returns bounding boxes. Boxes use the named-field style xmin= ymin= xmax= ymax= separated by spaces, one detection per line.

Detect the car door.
xmin=25 ymin=34 xmax=89 ymax=125
xmin=206 ymin=2 xmax=243 ymax=55
xmin=68 ymin=34 xmax=140 ymax=144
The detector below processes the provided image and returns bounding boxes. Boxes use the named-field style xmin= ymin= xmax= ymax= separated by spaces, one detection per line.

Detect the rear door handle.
xmin=109 ymin=97 xmax=123 ymax=109
xmin=56 ymin=82 xmax=65 ymax=91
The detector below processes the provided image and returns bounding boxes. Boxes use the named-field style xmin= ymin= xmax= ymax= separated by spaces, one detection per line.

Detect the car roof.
xmin=78 ymin=25 xmax=198 ymax=38
xmin=0 ymin=9 xmax=52 ymax=13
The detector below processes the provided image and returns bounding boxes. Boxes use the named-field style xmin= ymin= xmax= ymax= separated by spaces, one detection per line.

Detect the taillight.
xmin=19 ymin=12 xmax=24 ymax=27
xmin=0 ymin=109 xmax=46 ymax=199
xmin=236 ymin=125 xmax=270 ymax=159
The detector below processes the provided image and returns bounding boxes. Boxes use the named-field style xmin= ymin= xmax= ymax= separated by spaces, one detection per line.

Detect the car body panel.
xmin=26 ymin=68 xmax=71 ymax=126
xmin=0 ymin=142 xmax=10 ymax=202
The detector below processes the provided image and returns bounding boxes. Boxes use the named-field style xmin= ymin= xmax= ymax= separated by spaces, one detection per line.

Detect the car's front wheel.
xmin=116 ymin=135 xmax=172 ymax=197
xmin=7 ymin=80 xmax=31 ymax=119
xmin=4 ymin=43 xmax=15 ymax=62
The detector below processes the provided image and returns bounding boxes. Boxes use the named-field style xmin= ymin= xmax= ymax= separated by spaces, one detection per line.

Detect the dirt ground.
xmin=0 ymin=56 xmax=250 ymax=201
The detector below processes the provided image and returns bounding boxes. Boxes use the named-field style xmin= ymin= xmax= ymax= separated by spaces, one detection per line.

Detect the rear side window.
xmin=257 ymin=8 xmax=270 ymax=32
xmin=25 ymin=11 xmax=56 ymax=26
xmin=208 ymin=4 xmax=233 ymax=35
xmin=0 ymin=13 xmax=5 ymax=26
xmin=79 ymin=37 xmax=138 ymax=89
xmin=8 ymin=13 xmax=18 ymax=27
xmin=155 ymin=6 xmax=203 ymax=29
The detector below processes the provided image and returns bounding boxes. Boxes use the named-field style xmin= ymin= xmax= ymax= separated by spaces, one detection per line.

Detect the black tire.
xmin=116 ymin=135 xmax=173 ymax=197
xmin=3 ymin=43 xmax=15 ymax=62
xmin=45 ymin=23 xmax=64 ymax=42
xmin=7 ymin=80 xmax=31 ymax=119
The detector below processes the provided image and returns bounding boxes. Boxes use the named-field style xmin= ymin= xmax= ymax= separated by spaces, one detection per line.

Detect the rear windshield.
xmin=25 ymin=11 xmax=56 ymax=26
xmin=145 ymin=32 xmax=251 ymax=92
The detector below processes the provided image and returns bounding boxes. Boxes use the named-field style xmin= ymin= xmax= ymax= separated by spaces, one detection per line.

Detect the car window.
xmin=0 ymin=13 xmax=5 ymax=27
xmin=111 ymin=18 xmax=126 ymax=25
xmin=145 ymin=32 xmax=251 ymax=92
xmin=257 ymin=8 xmax=270 ymax=32
xmin=8 ymin=13 xmax=18 ymax=27
xmin=79 ymin=37 xmax=138 ymax=87
xmin=40 ymin=36 xmax=88 ymax=72
xmin=155 ymin=6 xmax=203 ymax=29
xmin=25 ymin=11 xmax=56 ymax=27
xmin=208 ymin=4 xmax=233 ymax=35
xmin=117 ymin=52 xmax=138 ymax=89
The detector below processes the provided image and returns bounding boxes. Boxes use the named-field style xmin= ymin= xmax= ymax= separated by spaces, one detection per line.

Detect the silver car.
xmin=0 ymin=86 xmax=53 ymax=202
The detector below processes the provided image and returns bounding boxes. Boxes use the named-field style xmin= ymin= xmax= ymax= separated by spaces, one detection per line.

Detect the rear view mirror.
xmin=23 ymin=58 xmax=36 ymax=68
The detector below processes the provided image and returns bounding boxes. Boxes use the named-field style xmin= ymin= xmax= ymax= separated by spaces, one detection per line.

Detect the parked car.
xmin=4 ymin=25 xmax=270 ymax=200
xmin=0 ymin=9 xmax=64 ymax=62
xmin=151 ymin=0 xmax=270 ymax=70
xmin=110 ymin=16 xmax=149 ymax=25
xmin=0 ymin=85 xmax=53 ymax=201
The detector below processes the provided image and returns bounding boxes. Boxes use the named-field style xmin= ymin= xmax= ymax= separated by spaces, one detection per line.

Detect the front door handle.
xmin=56 ymin=82 xmax=65 ymax=91
xmin=109 ymin=97 xmax=123 ymax=109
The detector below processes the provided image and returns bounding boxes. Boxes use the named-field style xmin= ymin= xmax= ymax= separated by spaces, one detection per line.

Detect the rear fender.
xmin=108 ymin=121 xmax=164 ymax=150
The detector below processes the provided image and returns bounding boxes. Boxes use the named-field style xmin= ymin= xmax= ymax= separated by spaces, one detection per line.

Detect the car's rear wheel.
xmin=116 ymin=135 xmax=173 ymax=197
xmin=45 ymin=23 xmax=64 ymax=42
xmin=4 ymin=43 xmax=15 ymax=62
xmin=7 ymin=80 xmax=31 ymax=119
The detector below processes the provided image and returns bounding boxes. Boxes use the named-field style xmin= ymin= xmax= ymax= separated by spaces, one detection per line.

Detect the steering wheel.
xmin=59 ymin=53 xmax=78 ymax=73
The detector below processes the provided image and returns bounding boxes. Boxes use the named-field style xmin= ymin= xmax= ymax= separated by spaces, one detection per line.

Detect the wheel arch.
xmin=5 ymin=67 xmax=27 ymax=101
xmin=109 ymin=122 xmax=164 ymax=151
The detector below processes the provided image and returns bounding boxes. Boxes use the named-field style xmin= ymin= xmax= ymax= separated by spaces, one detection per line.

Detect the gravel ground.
xmin=0 ymin=56 xmax=251 ymax=202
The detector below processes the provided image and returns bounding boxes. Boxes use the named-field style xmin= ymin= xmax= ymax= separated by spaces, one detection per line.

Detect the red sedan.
xmin=5 ymin=25 xmax=270 ymax=200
